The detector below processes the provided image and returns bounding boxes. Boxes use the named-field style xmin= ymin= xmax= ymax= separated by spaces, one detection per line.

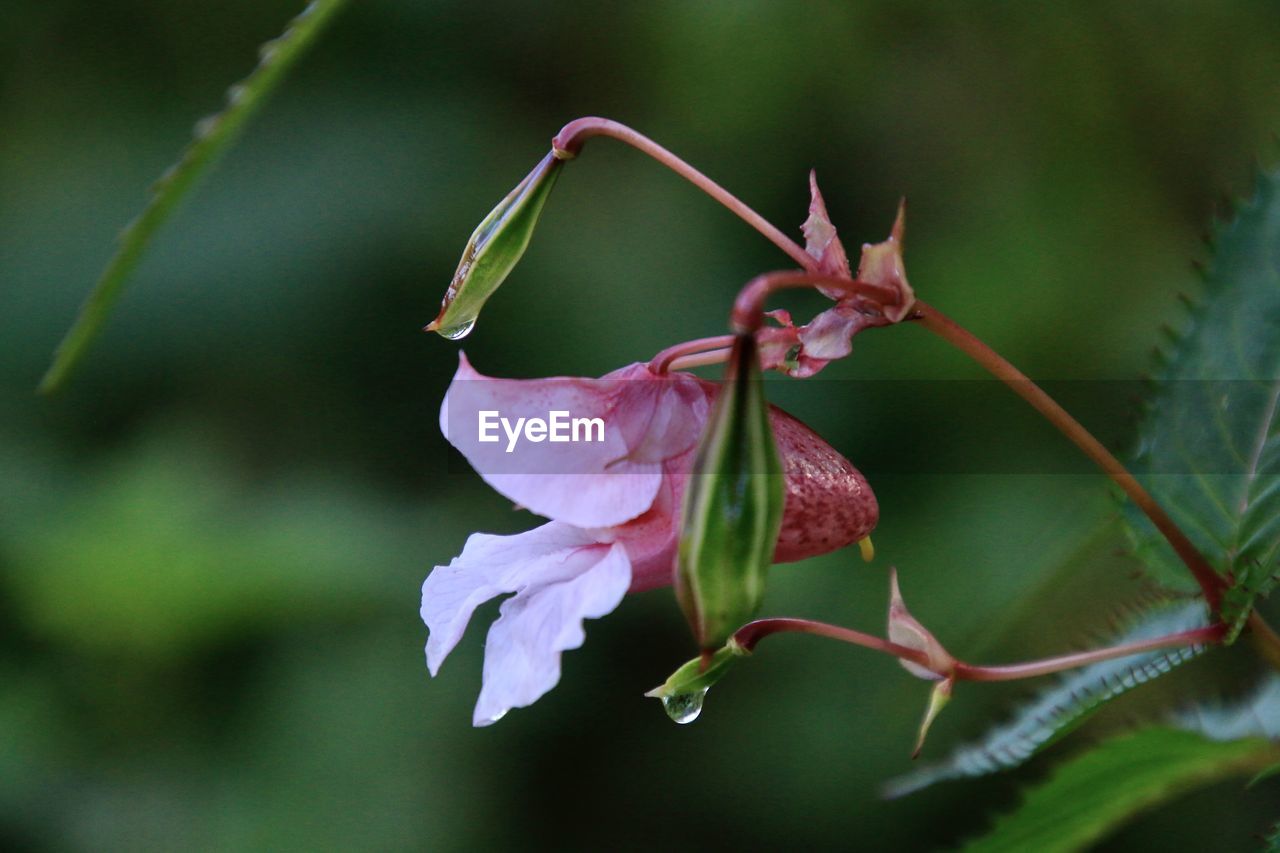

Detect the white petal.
xmin=420 ymin=523 xmax=601 ymax=675
xmin=472 ymin=541 xmax=631 ymax=726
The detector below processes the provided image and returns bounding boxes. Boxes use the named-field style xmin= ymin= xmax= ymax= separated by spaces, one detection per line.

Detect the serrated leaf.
xmin=1173 ymin=671 xmax=1280 ymax=743
xmin=39 ymin=0 xmax=348 ymax=394
xmin=1222 ymin=561 xmax=1280 ymax=643
xmin=885 ymin=599 xmax=1210 ymax=798
xmin=1124 ymin=169 xmax=1280 ymax=608
xmin=962 ymin=727 xmax=1278 ymax=853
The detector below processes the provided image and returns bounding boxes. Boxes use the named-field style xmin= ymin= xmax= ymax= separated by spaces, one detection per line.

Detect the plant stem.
xmin=1247 ymin=611 xmax=1280 ymax=670
xmin=953 ymin=623 xmax=1225 ymax=682
xmin=551 ymin=117 xmax=815 ymax=269
xmin=732 ymin=616 xmax=1225 ymax=683
xmin=667 ymin=348 xmax=735 ymax=372
xmin=731 ymin=270 xmax=898 ymax=333
xmin=649 ymin=335 xmax=736 ymax=373
xmin=911 ymin=301 xmax=1226 ymax=611
xmin=732 ymin=617 xmax=935 ymax=668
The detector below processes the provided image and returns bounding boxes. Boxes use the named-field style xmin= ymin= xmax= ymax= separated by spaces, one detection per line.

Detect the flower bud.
xmin=426 ymin=151 xmax=564 ymax=339
xmin=856 ymin=200 xmax=915 ymax=322
xmin=644 ymin=641 xmax=746 ymax=724
xmin=675 ymin=333 xmax=786 ymax=650
xmin=886 ymin=568 xmax=957 ymax=757
xmin=912 ymin=677 xmax=954 ymax=759
xmin=887 ymin=567 xmax=955 ymax=680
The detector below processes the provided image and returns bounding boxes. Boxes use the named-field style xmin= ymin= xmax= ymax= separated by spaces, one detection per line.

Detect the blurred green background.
xmin=4 ymin=1 xmax=1280 ymax=849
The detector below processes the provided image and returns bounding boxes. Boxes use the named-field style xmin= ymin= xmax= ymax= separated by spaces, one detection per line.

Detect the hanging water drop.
xmin=437 ymin=317 xmax=477 ymax=340
xmin=661 ymin=687 xmax=708 ymax=724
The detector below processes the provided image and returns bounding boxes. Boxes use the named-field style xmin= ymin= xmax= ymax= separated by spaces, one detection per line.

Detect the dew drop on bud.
xmin=436 ymin=317 xmax=477 ymax=341
xmin=661 ymin=688 xmax=708 ymax=724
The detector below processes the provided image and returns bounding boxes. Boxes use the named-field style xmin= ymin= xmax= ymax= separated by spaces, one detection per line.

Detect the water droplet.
xmin=661 ymin=688 xmax=708 ymax=724
xmin=437 ymin=317 xmax=476 ymax=340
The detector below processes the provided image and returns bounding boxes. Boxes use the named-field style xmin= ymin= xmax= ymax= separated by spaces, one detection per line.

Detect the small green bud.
xmin=644 ymin=641 xmax=747 ymax=724
xmin=426 ymin=151 xmax=564 ymax=339
xmin=912 ymin=676 xmax=954 ymax=759
xmin=675 ymin=333 xmax=786 ymax=650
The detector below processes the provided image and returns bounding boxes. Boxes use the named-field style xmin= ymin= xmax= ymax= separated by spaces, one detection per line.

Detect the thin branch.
xmin=732 ymin=616 xmax=1225 ymax=684
xmin=911 ymin=301 xmax=1226 ymax=611
xmin=551 ymin=117 xmax=815 ymax=269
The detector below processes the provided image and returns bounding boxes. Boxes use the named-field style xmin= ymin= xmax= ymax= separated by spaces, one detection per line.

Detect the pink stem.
xmin=733 ymin=617 xmax=1225 ymax=683
xmin=667 ymin=348 xmax=734 ymax=372
xmin=732 ymin=271 xmax=898 ymax=333
xmin=912 ymin=301 xmax=1226 ymax=612
xmin=953 ymin=623 xmax=1226 ymax=682
xmin=649 ymin=335 xmax=736 ymax=373
xmin=551 ymin=117 xmax=815 ymax=270
xmin=733 ymin=618 xmax=936 ymax=669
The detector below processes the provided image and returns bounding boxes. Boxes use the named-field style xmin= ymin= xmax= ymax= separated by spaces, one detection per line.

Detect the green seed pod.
xmin=426 ymin=151 xmax=564 ymax=339
xmin=675 ymin=333 xmax=786 ymax=650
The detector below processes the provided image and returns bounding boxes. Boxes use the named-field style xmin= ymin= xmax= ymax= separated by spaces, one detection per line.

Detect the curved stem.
xmin=954 ymin=622 xmax=1225 ymax=682
xmin=552 ymin=117 xmax=814 ymax=269
xmin=733 ymin=616 xmax=1225 ymax=684
xmin=649 ymin=335 xmax=736 ymax=373
xmin=667 ymin=348 xmax=735 ymax=372
xmin=731 ymin=271 xmax=897 ymax=333
xmin=733 ymin=617 xmax=936 ymax=669
xmin=912 ymin=300 xmax=1226 ymax=612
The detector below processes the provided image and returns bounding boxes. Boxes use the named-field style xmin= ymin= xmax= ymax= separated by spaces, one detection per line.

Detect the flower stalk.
xmin=731 ymin=616 xmax=1227 ymax=684
xmin=551 ymin=117 xmax=814 ymax=269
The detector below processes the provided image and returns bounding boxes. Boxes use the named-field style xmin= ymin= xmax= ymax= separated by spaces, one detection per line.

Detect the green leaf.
xmin=885 ymin=599 xmax=1210 ymax=797
xmin=1124 ymin=169 xmax=1280 ymax=605
xmin=962 ymin=727 xmax=1278 ymax=853
xmin=38 ymin=0 xmax=349 ymax=394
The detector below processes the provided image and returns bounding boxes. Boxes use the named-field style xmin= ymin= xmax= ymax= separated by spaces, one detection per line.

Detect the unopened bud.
xmin=856 ymin=200 xmax=915 ymax=322
xmin=675 ymin=334 xmax=786 ymax=650
xmin=426 ymin=151 xmax=564 ymax=339
xmin=912 ymin=676 xmax=954 ymax=759
xmin=887 ymin=567 xmax=955 ymax=680
xmin=644 ymin=641 xmax=746 ymax=724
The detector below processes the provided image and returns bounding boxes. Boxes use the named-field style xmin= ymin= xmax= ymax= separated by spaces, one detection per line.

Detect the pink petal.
xmin=887 ymin=568 xmax=954 ymax=680
xmin=802 ymin=170 xmax=852 ymax=294
xmin=421 ymin=522 xmax=606 ymax=675
xmin=856 ymin=199 xmax=916 ymax=322
xmin=441 ymin=354 xmax=703 ymax=528
xmin=472 ymin=541 xmax=631 ymax=725
xmin=785 ymin=304 xmax=880 ymax=378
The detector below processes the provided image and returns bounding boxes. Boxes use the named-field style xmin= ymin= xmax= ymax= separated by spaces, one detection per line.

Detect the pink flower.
xmin=422 ymin=353 xmax=878 ymax=725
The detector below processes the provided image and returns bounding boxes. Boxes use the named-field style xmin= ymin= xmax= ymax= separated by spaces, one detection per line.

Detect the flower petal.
xmin=421 ymin=522 xmax=604 ymax=675
xmin=442 ymin=354 xmax=686 ymax=527
xmin=802 ymin=170 xmax=852 ymax=295
xmin=784 ymin=304 xmax=882 ymax=378
xmin=472 ymin=541 xmax=631 ymax=725
xmin=856 ymin=199 xmax=915 ymax=322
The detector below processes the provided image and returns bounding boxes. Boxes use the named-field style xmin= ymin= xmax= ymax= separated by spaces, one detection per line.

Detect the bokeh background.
xmin=4 ymin=1 xmax=1280 ymax=849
